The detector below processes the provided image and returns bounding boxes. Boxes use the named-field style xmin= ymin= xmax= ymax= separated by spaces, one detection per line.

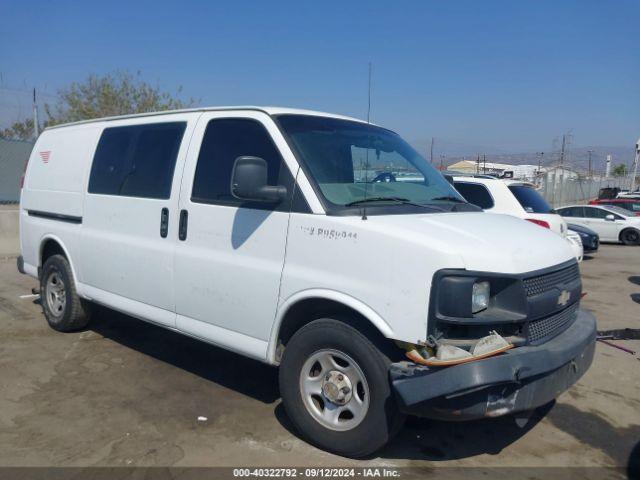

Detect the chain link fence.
xmin=538 ymin=173 xmax=629 ymax=208
xmin=0 ymin=138 xmax=34 ymax=203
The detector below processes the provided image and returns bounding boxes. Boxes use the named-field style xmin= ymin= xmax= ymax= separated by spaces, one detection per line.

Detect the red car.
xmin=588 ymin=198 xmax=640 ymax=216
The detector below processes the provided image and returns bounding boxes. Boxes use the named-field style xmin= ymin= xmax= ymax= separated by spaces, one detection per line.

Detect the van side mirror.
xmin=231 ymin=156 xmax=287 ymax=203
xmin=605 ymin=214 xmax=615 ymax=221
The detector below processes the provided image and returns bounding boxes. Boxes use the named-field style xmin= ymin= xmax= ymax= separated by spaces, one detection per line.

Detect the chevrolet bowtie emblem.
xmin=557 ymin=290 xmax=571 ymax=307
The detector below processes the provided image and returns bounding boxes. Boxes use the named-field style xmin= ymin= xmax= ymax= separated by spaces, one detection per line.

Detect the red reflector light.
xmin=581 ymin=292 xmax=587 ymax=298
xmin=526 ymin=218 xmax=550 ymax=229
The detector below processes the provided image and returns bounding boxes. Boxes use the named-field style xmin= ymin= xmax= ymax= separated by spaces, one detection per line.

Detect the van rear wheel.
xmin=279 ymin=318 xmax=404 ymax=457
xmin=40 ymin=254 xmax=91 ymax=332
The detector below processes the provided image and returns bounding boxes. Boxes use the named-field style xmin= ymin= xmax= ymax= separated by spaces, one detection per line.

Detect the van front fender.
xmin=267 ymin=289 xmax=395 ymax=364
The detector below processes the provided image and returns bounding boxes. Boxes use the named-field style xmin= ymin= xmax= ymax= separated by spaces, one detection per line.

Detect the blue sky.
xmin=1 ymin=0 xmax=638 ymax=153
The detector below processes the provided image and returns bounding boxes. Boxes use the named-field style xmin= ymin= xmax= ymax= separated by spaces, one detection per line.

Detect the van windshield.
xmin=276 ymin=115 xmax=464 ymax=212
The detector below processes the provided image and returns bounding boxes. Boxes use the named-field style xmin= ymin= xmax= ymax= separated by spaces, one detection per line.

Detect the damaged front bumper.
xmin=390 ymin=308 xmax=597 ymax=420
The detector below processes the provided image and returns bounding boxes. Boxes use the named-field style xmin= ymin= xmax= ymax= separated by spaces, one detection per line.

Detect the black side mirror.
xmin=230 ymin=156 xmax=287 ymax=203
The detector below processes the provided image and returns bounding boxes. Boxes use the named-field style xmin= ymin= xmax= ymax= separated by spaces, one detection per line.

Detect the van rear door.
xmin=172 ymin=111 xmax=298 ymax=360
xmin=79 ymin=115 xmax=195 ymax=326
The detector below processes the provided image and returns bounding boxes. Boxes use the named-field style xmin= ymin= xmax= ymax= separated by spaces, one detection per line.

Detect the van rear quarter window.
xmin=88 ymin=122 xmax=186 ymax=199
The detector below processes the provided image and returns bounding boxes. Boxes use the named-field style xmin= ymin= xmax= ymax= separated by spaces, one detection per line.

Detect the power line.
xmin=0 ymin=86 xmax=58 ymax=98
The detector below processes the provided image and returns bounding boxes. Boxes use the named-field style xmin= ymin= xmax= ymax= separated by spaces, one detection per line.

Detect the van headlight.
xmin=471 ymin=281 xmax=490 ymax=313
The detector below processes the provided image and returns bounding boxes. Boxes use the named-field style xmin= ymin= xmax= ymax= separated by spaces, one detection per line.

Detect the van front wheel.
xmin=40 ymin=254 xmax=91 ymax=332
xmin=279 ymin=319 xmax=404 ymax=457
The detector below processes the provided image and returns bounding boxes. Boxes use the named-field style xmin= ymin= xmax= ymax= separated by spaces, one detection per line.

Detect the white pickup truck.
xmin=18 ymin=107 xmax=596 ymax=457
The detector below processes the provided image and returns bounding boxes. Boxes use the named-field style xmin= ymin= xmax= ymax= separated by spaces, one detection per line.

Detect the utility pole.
xmin=440 ymin=154 xmax=445 ymax=171
xmin=536 ymin=152 xmax=544 ymax=172
xmin=631 ymin=139 xmax=640 ymax=192
xmin=366 ymin=62 xmax=372 ymax=124
xmin=483 ymin=154 xmax=486 ymax=174
xmin=429 ymin=137 xmax=434 ymax=164
xmin=476 ymin=154 xmax=480 ymax=174
xmin=559 ymin=134 xmax=566 ymax=168
xmin=587 ymin=150 xmax=593 ymax=179
xmin=535 ymin=152 xmax=544 ymax=186
xmin=32 ymin=87 xmax=39 ymax=139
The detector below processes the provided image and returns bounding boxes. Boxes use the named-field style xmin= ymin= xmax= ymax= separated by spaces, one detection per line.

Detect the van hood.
xmin=371 ymin=212 xmax=575 ymax=274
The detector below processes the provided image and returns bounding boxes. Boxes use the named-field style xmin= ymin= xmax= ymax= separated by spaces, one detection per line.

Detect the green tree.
xmin=612 ymin=164 xmax=628 ymax=176
xmin=45 ymin=71 xmax=196 ymax=125
xmin=0 ymin=118 xmax=38 ymax=141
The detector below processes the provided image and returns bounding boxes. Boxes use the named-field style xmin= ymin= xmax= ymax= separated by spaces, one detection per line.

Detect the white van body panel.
xmin=276 ymin=211 xmax=574 ymax=357
xmin=20 ymin=124 xmax=101 ymax=276
xmin=21 ymin=124 xmax=100 ymax=215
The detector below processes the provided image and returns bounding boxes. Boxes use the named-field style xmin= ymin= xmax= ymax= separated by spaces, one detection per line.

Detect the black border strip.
xmin=27 ymin=210 xmax=82 ymax=224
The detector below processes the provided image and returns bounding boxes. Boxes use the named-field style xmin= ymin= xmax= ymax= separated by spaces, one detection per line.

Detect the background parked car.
xmin=588 ymin=198 xmax=640 ymax=216
xmin=567 ymin=223 xmax=599 ymax=253
xmin=451 ymin=176 xmax=568 ymax=235
xmin=451 ymin=175 xmax=583 ymax=260
xmin=556 ymin=205 xmax=640 ymax=245
xmin=617 ymin=189 xmax=640 ymax=199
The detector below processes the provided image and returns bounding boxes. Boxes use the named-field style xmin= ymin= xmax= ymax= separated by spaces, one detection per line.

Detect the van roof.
xmin=43 ymin=106 xmax=368 ymax=131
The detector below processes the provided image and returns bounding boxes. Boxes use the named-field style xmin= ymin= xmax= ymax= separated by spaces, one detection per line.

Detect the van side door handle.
xmin=160 ymin=208 xmax=169 ymax=238
xmin=179 ymin=209 xmax=188 ymax=241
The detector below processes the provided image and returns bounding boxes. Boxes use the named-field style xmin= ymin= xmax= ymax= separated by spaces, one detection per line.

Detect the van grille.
xmin=522 ymin=263 xmax=580 ymax=297
xmin=527 ymin=303 xmax=579 ymax=344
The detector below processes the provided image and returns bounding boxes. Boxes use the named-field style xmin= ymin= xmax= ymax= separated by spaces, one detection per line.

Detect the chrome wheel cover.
xmin=45 ymin=271 xmax=66 ymax=316
xmin=299 ymin=349 xmax=370 ymax=431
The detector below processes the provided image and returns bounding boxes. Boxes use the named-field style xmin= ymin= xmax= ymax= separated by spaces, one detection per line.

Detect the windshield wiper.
xmin=345 ymin=196 xmax=426 ymax=207
xmin=430 ymin=196 xmax=466 ymax=203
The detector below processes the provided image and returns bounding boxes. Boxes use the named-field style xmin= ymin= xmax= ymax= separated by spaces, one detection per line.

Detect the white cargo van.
xmin=18 ymin=107 xmax=596 ymax=457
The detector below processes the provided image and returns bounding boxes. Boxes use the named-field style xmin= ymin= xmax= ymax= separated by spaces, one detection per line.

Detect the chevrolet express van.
xmin=18 ymin=107 xmax=596 ymax=457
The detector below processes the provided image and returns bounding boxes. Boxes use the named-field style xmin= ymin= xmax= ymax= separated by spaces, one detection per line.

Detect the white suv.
xmin=451 ymin=175 xmax=584 ymax=262
xmin=18 ymin=107 xmax=595 ymax=457
xmin=451 ymin=176 xmax=567 ymax=235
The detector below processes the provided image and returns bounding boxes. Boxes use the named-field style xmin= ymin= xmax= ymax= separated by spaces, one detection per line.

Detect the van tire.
xmin=40 ymin=254 xmax=91 ymax=332
xmin=279 ymin=318 xmax=404 ymax=458
xmin=621 ymin=228 xmax=640 ymax=246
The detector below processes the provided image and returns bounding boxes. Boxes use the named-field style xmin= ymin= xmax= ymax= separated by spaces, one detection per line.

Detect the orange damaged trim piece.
xmin=405 ymin=344 xmax=514 ymax=367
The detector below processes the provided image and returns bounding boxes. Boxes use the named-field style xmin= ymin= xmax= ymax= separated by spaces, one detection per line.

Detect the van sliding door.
xmin=79 ymin=115 xmax=197 ymax=327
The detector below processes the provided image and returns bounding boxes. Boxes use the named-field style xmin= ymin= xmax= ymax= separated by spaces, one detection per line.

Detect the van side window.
xmin=453 ymin=182 xmax=494 ymax=209
xmin=89 ymin=122 xmax=186 ymax=199
xmin=191 ymin=118 xmax=288 ymax=207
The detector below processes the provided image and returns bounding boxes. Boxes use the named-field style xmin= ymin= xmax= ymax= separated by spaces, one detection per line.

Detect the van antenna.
xmin=362 ymin=62 xmax=372 ymax=220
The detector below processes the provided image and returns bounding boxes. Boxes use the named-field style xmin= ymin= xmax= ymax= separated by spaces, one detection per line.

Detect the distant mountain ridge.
xmin=442 ymin=146 xmax=635 ymax=174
